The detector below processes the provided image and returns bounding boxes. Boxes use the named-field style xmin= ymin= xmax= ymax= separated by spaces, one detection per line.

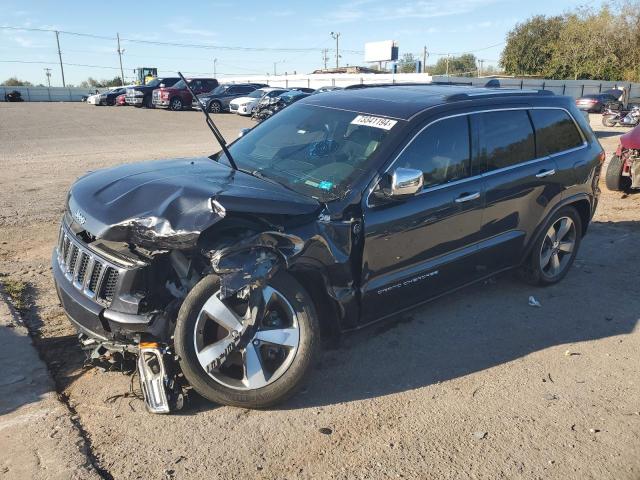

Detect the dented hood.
xmin=68 ymin=157 xmax=320 ymax=248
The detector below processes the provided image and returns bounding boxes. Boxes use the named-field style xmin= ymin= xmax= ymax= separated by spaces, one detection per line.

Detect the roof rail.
xmin=445 ymin=89 xmax=555 ymax=102
xmin=344 ymin=82 xmax=436 ymax=90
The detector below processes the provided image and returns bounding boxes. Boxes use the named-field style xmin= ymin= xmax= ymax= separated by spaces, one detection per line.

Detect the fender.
xmin=520 ymin=192 xmax=594 ymax=263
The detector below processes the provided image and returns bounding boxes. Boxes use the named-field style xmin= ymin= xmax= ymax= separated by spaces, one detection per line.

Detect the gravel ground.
xmin=0 ymin=103 xmax=639 ymax=480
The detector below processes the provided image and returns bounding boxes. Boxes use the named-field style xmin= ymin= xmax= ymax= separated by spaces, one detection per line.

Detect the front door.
xmin=360 ymin=114 xmax=485 ymax=323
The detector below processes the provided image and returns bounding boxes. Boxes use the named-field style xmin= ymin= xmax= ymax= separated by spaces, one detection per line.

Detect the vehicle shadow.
xmin=594 ymin=129 xmax=626 ymax=139
xmin=283 ymin=220 xmax=640 ymax=409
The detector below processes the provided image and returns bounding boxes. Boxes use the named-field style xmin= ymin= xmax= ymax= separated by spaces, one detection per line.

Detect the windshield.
xmin=247 ymin=89 xmax=266 ymax=98
xmin=146 ymin=78 xmax=163 ymax=88
xmin=171 ymin=79 xmax=186 ymax=89
xmin=219 ymin=104 xmax=400 ymax=201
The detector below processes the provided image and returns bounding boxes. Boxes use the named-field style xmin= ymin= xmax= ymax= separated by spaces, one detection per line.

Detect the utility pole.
xmin=422 ymin=46 xmax=428 ymax=73
xmin=116 ymin=33 xmax=125 ymax=86
xmin=322 ymin=49 xmax=329 ymax=70
xmin=477 ymin=59 xmax=485 ymax=78
xmin=445 ymin=54 xmax=450 ymax=77
xmin=330 ymin=32 xmax=341 ymax=69
xmin=54 ymin=31 xmax=65 ymax=87
xmin=273 ymin=60 xmax=284 ymax=76
xmin=213 ymin=58 xmax=217 ymax=77
xmin=44 ymin=68 xmax=52 ymax=87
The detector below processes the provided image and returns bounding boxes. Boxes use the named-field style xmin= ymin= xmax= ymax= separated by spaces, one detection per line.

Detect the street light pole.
xmin=330 ymin=32 xmax=341 ymax=69
xmin=213 ymin=58 xmax=217 ymax=77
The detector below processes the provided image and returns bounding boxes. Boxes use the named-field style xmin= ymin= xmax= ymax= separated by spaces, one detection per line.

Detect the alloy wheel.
xmin=539 ymin=216 xmax=577 ymax=279
xmin=209 ymin=101 xmax=221 ymax=113
xmin=193 ymin=286 xmax=300 ymax=390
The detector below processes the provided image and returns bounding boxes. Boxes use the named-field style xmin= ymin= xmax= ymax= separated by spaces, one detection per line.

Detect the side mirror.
xmin=389 ymin=168 xmax=424 ymax=198
xmin=238 ymin=128 xmax=252 ymax=138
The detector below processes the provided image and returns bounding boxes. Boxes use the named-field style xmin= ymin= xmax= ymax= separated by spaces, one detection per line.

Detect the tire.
xmin=174 ymin=273 xmax=320 ymax=408
xmin=208 ymin=100 xmax=222 ymax=113
xmin=602 ymin=115 xmax=617 ymax=127
xmin=605 ymin=154 xmax=630 ymax=191
xmin=169 ymin=97 xmax=183 ymax=111
xmin=518 ymin=206 xmax=582 ymax=286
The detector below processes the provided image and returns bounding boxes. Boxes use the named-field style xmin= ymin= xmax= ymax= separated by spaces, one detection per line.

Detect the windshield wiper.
xmin=178 ymin=71 xmax=238 ymax=171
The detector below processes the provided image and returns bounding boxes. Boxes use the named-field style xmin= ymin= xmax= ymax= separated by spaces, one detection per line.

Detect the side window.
xmin=529 ymin=109 xmax=584 ymax=157
xmin=225 ymin=87 xmax=238 ymax=95
xmin=396 ymin=115 xmax=471 ymax=188
xmin=188 ymin=80 xmax=201 ymax=91
xmin=476 ymin=110 xmax=535 ymax=172
xmin=239 ymin=86 xmax=255 ymax=94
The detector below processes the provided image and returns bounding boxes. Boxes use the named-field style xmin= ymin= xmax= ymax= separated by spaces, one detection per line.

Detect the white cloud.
xmin=166 ymin=19 xmax=217 ymax=38
xmin=321 ymin=0 xmax=501 ymax=24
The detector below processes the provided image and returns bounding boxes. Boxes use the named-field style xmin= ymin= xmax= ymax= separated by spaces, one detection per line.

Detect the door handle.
xmin=535 ymin=169 xmax=556 ymax=178
xmin=455 ymin=192 xmax=480 ymax=203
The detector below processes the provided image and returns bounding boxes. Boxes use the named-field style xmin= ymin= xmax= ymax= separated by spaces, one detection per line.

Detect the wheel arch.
xmin=521 ymin=194 xmax=593 ymax=263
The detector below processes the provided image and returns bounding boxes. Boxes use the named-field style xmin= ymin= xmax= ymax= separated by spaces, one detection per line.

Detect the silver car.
xmin=192 ymin=84 xmax=265 ymax=113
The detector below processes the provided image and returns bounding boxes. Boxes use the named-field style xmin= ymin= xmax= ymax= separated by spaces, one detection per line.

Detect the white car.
xmin=229 ymin=87 xmax=289 ymax=115
xmin=86 ymin=92 xmax=102 ymax=105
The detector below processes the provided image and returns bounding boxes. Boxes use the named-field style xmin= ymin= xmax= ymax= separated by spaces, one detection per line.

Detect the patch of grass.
xmin=1 ymin=279 xmax=28 ymax=311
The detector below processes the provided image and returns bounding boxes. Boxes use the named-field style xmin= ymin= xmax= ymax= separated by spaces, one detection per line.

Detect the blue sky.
xmin=1 ymin=0 xmax=587 ymax=86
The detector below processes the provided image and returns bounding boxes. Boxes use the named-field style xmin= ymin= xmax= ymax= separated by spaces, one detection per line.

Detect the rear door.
xmin=472 ymin=109 xmax=562 ymax=271
xmin=361 ymin=114 xmax=485 ymax=323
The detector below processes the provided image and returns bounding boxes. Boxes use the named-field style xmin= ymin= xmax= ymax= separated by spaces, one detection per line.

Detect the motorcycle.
xmin=4 ymin=90 xmax=23 ymax=102
xmin=602 ymin=103 xmax=640 ymax=127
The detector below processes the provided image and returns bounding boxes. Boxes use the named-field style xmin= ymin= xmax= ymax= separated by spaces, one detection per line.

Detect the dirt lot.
xmin=1 ymin=103 xmax=639 ymax=480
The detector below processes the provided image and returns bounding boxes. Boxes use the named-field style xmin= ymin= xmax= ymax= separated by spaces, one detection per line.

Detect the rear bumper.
xmin=152 ymin=98 xmax=170 ymax=107
xmin=126 ymin=96 xmax=144 ymax=105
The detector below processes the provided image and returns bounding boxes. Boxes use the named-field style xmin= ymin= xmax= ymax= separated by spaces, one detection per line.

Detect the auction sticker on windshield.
xmin=351 ymin=115 xmax=398 ymax=130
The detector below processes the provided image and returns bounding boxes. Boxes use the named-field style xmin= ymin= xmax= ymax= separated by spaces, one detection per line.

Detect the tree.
xmin=500 ymin=15 xmax=564 ymax=77
xmin=78 ymin=76 xmax=123 ymax=88
xmin=398 ymin=53 xmax=419 ymax=73
xmin=1 ymin=77 xmax=33 ymax=86
xmin=431 ymin=54 xmax=477 ymax=76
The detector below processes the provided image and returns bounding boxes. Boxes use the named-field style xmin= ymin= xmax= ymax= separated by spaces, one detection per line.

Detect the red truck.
xmin=152 ymin=77 xmax=218 ymax=111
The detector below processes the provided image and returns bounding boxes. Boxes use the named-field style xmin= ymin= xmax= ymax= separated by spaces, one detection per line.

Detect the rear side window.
xmin=396 ymin=116 xmax=471 ymax=188
xmin=529 ymin=109 xmax=584 ymax=156
xmin=476 ymin=110 xmax=535 ymax=172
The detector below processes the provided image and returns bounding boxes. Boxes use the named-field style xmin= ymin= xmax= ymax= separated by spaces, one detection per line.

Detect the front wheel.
xmin=518 ymin=207 xmax=582 ymax=286
xmin=602 ymin=115 xmax=617 ymax=127
xmin=208 ymin=100 xmax=222 ymax=113
xmin=174 ymin=273 xmax=320 ymax=408
xmin=169 ymin=97 xmax=183 ymax=111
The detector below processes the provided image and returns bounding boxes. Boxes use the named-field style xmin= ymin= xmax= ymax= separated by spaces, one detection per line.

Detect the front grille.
xmin=56 ymin=225 xmax=125 ymax=307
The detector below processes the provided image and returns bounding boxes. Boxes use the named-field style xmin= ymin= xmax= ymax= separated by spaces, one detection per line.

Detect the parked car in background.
xmin=606 ymin=123 xmax=640 ymax=191
xmin=229 ymin=87 xmax=289 ymax=115
xmin=192 ymin=83 xmax=266 ymax=113
xmin=116 ymin=94 xmax=126 ymax=106
xmin=152 ymin=78 xmax=218 ymax=111
xmin=87 ymin=87 xmax=130 ymax=106
xmin=86 ymin=91 xmax=102 ymax=105
xmin=313 ymin=86 xmax=343 ymax=94
xmin=575 ymin=92 xmax=622 ymax=113
xmin=251 ymin=89 xmax=311 ymax=122
xmin=126 ymin=77 xmax=180 ymax=108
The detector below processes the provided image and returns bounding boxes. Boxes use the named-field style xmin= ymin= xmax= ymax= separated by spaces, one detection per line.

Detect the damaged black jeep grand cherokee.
xmin=53 ymin=84 xmax=603 ymax=413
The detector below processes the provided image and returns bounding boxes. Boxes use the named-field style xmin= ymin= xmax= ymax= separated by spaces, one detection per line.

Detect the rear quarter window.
xmin=529 ymin=109 xmax=584 ymax=157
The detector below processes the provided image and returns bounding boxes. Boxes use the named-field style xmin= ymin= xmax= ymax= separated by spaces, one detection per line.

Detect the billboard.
xmin=364 ymin=41 xmax=399 ymax=63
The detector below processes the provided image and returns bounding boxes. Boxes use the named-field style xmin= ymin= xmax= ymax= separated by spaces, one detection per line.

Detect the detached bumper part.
xmin=137 ymin=343 xmax=184 ymax=414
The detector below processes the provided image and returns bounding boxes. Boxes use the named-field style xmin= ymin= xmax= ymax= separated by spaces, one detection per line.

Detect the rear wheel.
xmin=169 ymin=97 xmax=183 ymax=111
xmin=605 ymin=154 xmax=630 ymax=191
xmin=518 ymin=207 xmax=582 ymax=286
xmin=602 ymin=115 xmax=617 ymax=127
xmin=174 ymin=273 xmax=319 ymax=408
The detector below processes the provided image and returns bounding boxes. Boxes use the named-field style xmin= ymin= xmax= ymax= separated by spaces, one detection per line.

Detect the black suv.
xmin=52 ymin=85 xmax=603 ymax=413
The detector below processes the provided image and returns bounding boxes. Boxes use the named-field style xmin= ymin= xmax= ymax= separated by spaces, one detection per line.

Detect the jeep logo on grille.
xmin=73 ymin=209 xmax=86 ymax=225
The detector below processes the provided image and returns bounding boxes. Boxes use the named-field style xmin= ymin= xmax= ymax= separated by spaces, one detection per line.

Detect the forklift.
xmin=133 ymin=67 xmax=158 ymax=85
